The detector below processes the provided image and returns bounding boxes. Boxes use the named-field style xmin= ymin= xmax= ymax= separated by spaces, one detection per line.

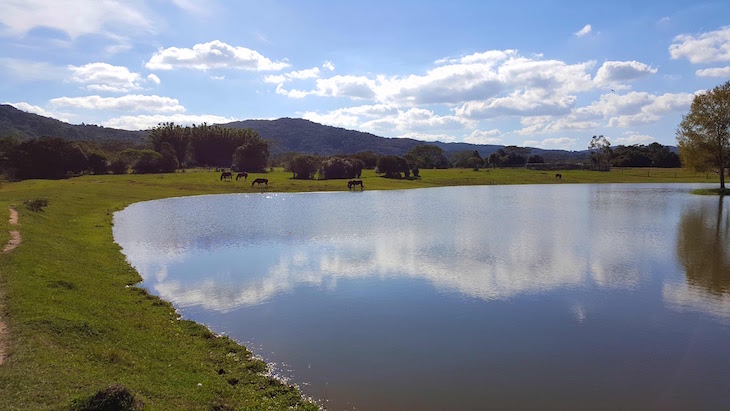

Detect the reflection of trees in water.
xmin=677 ymin=196 xmax=730 ymax=295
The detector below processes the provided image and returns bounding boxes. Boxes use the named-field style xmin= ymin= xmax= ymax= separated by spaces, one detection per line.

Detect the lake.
xmin=113 ymin=184 xmax=730 ymax=410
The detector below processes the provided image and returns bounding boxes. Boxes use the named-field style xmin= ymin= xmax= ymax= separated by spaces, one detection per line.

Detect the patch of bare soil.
xmin=1 ymin=207 xmax=20 ymax=365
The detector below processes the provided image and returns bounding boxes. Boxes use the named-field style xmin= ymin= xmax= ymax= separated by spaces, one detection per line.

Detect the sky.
xmin=1 ymin=0 xmax=729 ymax=150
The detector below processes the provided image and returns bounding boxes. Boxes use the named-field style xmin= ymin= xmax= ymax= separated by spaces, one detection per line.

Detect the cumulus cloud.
xmin=322 ymin=61 xmax=335 ymax=71
xmin=102 ymin=114 xmax=237 ymax=130
xmin=264 ymin=67 xmax=321 ymax=85
xmin=669 ymin=26 xmax=730 ymax=63
xmin=463 ymin=129 xmax=502 ymax=145
xmin=68 ymin=62 xmax=148 ymax=93
xmin=575 ymin=24 xmax=592 ymax=37
xmin=397 ymin=132 xmax=457 ymax=142
xmin=593 ymin=60 xmax=657 ymax=86
xmin=147 ymin=73 xmax=161 ymax=84
xmin=606 ymin=92 xmax=695 ymax=127
xmin=696 ymin=66 xmax=730 ymax=77
xmin=611 ymin=133 xmax=656 ymax=145
xmin=0 ymin=0 xmax=151 ymax=38
xmin=284 ymin=50 xmax=596 ymax=111
xmin=146 ymin=40 xmax=289 ymax=71
xmin=50 ymin=94 xmax=185 ymax=113
xmin=523 ymin=137 xmax=579 ymax=150
xmin=4 ymin=101 xmax=71 ymax=122
xmin=302 ymin=104 xmax=472 ymax=136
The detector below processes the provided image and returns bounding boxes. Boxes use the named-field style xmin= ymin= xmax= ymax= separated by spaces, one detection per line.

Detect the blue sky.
xmin=1 ymin=0 xmax=729 ymax=150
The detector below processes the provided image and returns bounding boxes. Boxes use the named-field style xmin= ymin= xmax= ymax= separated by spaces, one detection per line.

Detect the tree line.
xmin=0 ymin=123 xmax=270 ymax=180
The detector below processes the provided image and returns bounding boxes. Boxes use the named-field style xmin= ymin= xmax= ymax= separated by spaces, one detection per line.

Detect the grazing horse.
xmin=348 ymin=179 xmax=364 ymax=191
xmin=555 ymin=173 xmax=562 ymax=180
xmin=252 ymin=178 xmax=268 ymax=187
xmin=220 ymin=171 xmax=233 ymax=181
xmin=236 ymin=172 xmax=248 ymax=181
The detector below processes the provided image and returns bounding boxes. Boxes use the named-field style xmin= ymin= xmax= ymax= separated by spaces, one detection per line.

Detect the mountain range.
xmin=1 ymin=104 xmax=588 ymax=160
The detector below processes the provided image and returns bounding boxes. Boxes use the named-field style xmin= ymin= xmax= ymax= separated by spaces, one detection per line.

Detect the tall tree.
xmin=677 ymin=81 xmax=730 ymax=189
xmin=589 ymin=135 xmax=612 ymax=171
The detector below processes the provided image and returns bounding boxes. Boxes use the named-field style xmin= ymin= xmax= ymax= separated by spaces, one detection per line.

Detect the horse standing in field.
xmin=348 ymin=180 xmax=364 ymax=191
xmin=220 ymin=171 xmax=233 ymax=181
xmin=236 ymin=172 xmax=248 ymax=181
xmin=555 ymin=173 xmax=562 ymax=180
xmin=252 ymin=178 xmax=268 ymax=187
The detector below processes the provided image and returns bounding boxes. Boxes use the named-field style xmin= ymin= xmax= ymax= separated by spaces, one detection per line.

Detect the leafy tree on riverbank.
xmin=677 ymin=81 xmax=730 ymax=189
xmin=589 ymin=135 xmax=612 ymax=171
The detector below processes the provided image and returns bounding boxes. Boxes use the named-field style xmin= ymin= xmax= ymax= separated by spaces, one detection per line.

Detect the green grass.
xmin=691 ymin=187 xmax=730 ymax=195
xmin=0 ymin=167 xmax=720 ymax=410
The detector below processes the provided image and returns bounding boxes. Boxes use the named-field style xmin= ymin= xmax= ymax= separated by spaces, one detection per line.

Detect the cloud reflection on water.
xmin=114 ymin=185 xmax=689 ymax=313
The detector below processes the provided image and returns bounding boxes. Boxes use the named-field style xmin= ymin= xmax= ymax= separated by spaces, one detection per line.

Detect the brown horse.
xmin=236 ymin=172 xmax=248 ymax=181
xmin=348 ymin=179 xmax=364 ymax=190
xmin=252 ymin=178 xmax=268 ymax=187
xmin=555 ymin=173 xmax=562 ymax=180
xmin=220 ymin=171 xmax=233 ymax=181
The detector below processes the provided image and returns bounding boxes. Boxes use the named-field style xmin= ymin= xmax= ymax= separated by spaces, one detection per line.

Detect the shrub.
xmin=109 ymin=158 xmax=128 ymax=174
xmin=131 ymin=150 xmax=163 ymax=174
xmin=24 ymin=198 xmax=48 ymax=212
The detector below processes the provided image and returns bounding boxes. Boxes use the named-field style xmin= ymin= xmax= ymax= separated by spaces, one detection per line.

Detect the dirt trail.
xmin=0 ymin=206 xmax=19 ymax=365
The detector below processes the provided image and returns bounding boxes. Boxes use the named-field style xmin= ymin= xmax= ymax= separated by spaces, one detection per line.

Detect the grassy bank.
xmin=691 ymin=187 xmax=730 ymax=196
xmin=0 ymin=167 xmax=719 ymax=410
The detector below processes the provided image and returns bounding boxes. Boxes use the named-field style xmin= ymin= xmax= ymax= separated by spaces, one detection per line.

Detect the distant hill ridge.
xmin=1 ymin=104 xmax=589 ymax=159
xmin=0 ymin=104 xmax=146 ymax=142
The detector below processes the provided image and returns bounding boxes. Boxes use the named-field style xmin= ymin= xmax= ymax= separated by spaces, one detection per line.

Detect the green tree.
xmin=158 ymin=142 xmax=179 ymax=173
xmin=149 ymin=122 xmax=189 ymax=165
xmin=288 ymin=155 xmax=320 ymax=179
xmin=589 ymin=135 xmax=612 ymax=171
xmin=87 ymin=152 xmax=109 ymax=174
xmin=405 ymin=144 xmax=450 ymax=169
xmin=232 ymin=139 xmax=269 ymax=172
xmin=677 ymin=81 xmax=730 ymax=189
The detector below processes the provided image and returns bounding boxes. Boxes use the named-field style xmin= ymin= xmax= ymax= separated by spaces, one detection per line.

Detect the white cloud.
xmin=314 ymin=75 xmax=378 ymax=99
xmin=210 ymin=75 xmax=225 ymax=80
xmin=658 ymin=17 xmax=671 ymax=24
xmin=397 ymin=132 xmax=457 ymax=142
xmin=102 ymin=114 xmax=237 ymax=130
xmin=593 ymin=60 xmax=657 ymax=86
xmin=669 ymin=26 xmax=730 ymax=63
xmin=147 ymin=73 xmax=161 ymax=84
xmin=606 ymin=92 xmax=695 ymax=127
xmin=146 ymin=40 xmax=290 ymax=71
xmin=265 ymin=67 xmax=321 ymax=85
xmin=611 ymin=133 xmax=656 ymax=145
xmin=287 ymin=50 xmax=596 ymax=111
xmin=456 ymin=89 xmax=576 ymax=118
xmin=523 ymin=137 xmax=579 ymax=150
xmin=4 ymin=101 xmax=71 ymax=122
xmin=0 ymin=0 xmax=152 ymax=38
xmin=49 ymin=94 xmax=185 ymax=113
xmin=696 ymin=66 xmax=730 ymax=77
xmin=68 ymin=62 xmax=144 ymax=93
xmin=302 ymin=104 xmax=472 ymax=136
xmin=323 ymin=61 xmax=335 ymax=71
xmin=575 ymin=24 xmax=592 ymax=37
xmin=463 ymin=129 xmax=502 ymax=145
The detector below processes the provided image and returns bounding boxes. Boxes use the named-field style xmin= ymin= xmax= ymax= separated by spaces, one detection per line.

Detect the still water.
xmin=113 ymin=184 xmax=730 ymax=410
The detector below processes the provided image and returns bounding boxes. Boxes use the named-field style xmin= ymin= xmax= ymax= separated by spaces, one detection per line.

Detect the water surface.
xmin=114 ymin=184 xmax=730 ymax=410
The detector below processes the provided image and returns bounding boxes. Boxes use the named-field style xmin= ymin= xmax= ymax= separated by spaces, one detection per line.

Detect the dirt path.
xmin=0 ymin=206 xmax=19 ymax=366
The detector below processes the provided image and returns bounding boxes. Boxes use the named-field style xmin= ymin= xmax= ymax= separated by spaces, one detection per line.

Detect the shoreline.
xmin=0 ymin=167 xmax=722 ymax=409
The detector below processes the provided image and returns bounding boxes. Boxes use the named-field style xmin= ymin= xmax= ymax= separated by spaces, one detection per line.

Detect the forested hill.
xmin=2 ymin=105 xmax=589 ymax=159
xmin=0 ymin=104 xmax=145 ymax=142
xmin=223 ymin=118 xmax=511 ymax=156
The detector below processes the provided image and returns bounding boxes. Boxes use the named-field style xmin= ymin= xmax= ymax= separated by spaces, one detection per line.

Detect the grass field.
xmin=0 ymin=167 xmax=721 ymax=410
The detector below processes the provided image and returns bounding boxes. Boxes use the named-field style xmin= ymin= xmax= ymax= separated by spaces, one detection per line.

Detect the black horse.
xmin=252 ymin=178 xmax=268 ymax=187
xmin=555 ymin=173 xmax=562 ymax=180
xmin=236 ymin=172 xmax=248 ymax=181
xmin=220 ymin=171 xmax=233 ymax=181
xmin=348 ymin=179 xmax=364 ymax=190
